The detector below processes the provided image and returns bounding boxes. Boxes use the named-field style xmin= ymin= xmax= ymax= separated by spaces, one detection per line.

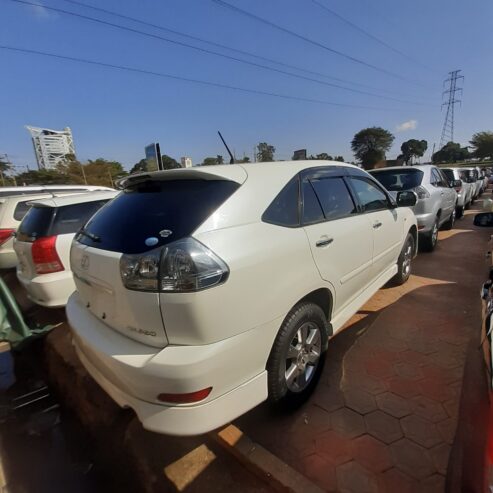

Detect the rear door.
xmin=435 ymin=168 xmax=456 ymax=218
xmin=71 ymin=177 xmax=242 ymax=348
xmin=347 ymin=176 xmax=403 ymax=280
xmin=301 ymin=168 xmax=373 ymax=315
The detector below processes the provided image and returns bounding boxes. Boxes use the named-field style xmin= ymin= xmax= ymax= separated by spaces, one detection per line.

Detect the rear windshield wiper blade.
xmin=78 ymin=229 xmax=101 ymax=242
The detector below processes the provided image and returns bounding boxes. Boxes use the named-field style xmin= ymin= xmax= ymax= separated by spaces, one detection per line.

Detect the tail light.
xmin=414 ymin=186 xmax=430 ymax=199
xmin=32 ymin=236 xmax=64 ymax=274
xmin=120 ymin=237 xmax=229 ymax=293
xmin=0 ymin=229 xmax=15 ymax=246
xmin=455 ymin=186 xmax=462 ymax=193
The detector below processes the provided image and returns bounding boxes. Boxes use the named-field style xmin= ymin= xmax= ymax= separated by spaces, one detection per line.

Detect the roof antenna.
xmin=218 ymin=131 xmax=235 ymax=164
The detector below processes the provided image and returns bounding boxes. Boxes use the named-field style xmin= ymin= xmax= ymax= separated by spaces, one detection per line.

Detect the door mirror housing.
xmin=396 ymin=190 xmax=417 ymax=207
xmin=474 ymin=213 xmax=493 ymax=228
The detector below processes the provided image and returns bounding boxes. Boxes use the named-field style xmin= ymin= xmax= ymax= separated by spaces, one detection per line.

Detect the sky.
xmin=1 ymin=0 xmax=492 ymax=171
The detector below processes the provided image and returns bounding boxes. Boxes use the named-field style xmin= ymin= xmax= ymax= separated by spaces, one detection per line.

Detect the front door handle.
xmin=316 ymin=237 xmax=334 ymax=247
xmin=373 ymin=221 xmax=383 ymax=229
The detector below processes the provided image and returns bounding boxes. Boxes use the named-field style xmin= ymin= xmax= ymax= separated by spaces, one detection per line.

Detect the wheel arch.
xmin=296 ymin=288 xmax=334 ymax=336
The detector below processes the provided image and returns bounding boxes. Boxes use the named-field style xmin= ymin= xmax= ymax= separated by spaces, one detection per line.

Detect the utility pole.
xmin=439 ymin=70 xmax=464 ymax=149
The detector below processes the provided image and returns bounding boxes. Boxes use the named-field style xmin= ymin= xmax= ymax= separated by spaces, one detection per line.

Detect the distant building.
xmin=181 ymin=156 xmax=193 ymax=168
xmin=26 ymin=126 xmax=75 ymax=169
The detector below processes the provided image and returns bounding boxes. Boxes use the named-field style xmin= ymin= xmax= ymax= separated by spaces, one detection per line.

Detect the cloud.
xmin=396 ymin=119 xmax=417 ymax=132
xmin=30 ymin=1 xmax=56 ymax=19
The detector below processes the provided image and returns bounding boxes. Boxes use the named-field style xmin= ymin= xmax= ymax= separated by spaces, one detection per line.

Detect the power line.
xmin=0 ymin=44 xmax=407 ymax=111
xmin=308 ymin=0 xmax=437 ymax=73
xmin=8 ymin=0 xmax=430 ymax=105
xmin=60 ymin=0 xmax=411 ymax=96
xmin=211 ymin=0 xmax=429 ymax=87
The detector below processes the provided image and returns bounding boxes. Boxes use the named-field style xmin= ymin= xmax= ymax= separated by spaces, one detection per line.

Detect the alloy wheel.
xmin=285 ymin=322 xmax=322 ymax=393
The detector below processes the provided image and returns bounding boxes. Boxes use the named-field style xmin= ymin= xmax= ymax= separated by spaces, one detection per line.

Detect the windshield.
xmin=370 ymin=169 xmax=424 ymax=191
xmin=76 ymin=179 xmax=240 ymax=254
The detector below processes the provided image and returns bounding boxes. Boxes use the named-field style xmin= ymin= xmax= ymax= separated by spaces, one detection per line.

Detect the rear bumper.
xmin=66 ymin=292 xmax=273 ymax=435
xmin=16 ymin=270 xmax=75 ymax=307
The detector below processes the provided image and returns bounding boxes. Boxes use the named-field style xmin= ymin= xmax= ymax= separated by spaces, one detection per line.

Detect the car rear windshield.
xmin=17 ymin=200 xmax=110 ymax=241
xmin=75 ymin=179 xmax=240 ymax=254
xmin=371 ymin=169 xmax=424 ymax=191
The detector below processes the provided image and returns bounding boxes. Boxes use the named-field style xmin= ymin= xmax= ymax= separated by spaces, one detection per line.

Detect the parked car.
xmin=370 ymin=165 xmax=457 ymax=251
xmin=66 ymin=161 xmax=418 ymax=436
xmin=441 ymin=167 xmax=474 ymax=217
xmin=463 ymin=168 xmax=483 ymax=199
xmin=13 ymin=191 xmax=118 ymax=307
xmin=0 ymin=184 xmax=113 ymax=198
xmin=0 ymin=193 xmax=74 ymax=269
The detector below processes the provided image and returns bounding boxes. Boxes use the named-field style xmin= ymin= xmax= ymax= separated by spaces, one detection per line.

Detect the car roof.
xmin=0 ymin=185 xmax=113 ymax=191
xmin=29 ymin=190 xmax=119 ymax=208
xmin=370 ymin=165 xmax=431 ymax=172
xmin=118 ymin=160 xmax=361 ymax=188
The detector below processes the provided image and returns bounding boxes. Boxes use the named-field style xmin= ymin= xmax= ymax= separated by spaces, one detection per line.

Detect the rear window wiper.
xmin=78 ymin=228 xmax=101 ymax=242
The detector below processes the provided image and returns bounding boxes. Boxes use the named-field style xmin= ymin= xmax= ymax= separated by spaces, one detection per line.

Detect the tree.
xmin=315 ymin=153 xmax=332 ymax=160
xmin=470 ymin=131 xmax=493 ymax=160
xmin=161 ymin=155 xmax=181 ymax=170
xmin=216 ymin=155 xmax=224 ymax=165
xmin=400 ymin=139 xmax=428 ymax=165
xmin=15 ymin=168 xmax=75 ymax=185
xmin=351 ymin=127 xmax=394 ymax=170
xmin=432 ymin=142 xmax=470 ymax=164
xmin=201 ymin=157 xmax=219 ymax=166
xmin=130 ymin=159 xmax=148 ymax=174
xmin=236 ymin=156 xmax=250 ymax=163
xmin=334 ymin=156 xmax=345 ymax=162
xmin=256 ymin=142 xmax=275 ymax=162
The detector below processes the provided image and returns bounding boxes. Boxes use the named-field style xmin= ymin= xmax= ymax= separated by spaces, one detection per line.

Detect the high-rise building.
xmin=26 ymin=126 xmax=76 ymax=169
xmin=180 ymin=156 xmax=193 ymax=168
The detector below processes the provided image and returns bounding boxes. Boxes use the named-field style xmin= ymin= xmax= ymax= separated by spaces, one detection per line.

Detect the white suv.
xmin=67 ymin=162 xmax=417 ymax=436
xmin=14 ymin=191 xmax=117 ymax=307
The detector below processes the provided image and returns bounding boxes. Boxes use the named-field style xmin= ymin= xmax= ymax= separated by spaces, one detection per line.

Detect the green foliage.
xmin=201 ymin=157 xmax=219 ymax=166
xmin=16 ymin=168 xmax=74 ymax=186
xmin=130 ymin=159 xmax=148 ymax=174
xmin=432 ymin=142 xmax=470 ymax=164
xmin=236 ymin=156 xmax=250 ymax=163
xmin=307 ymin=153 xmax=345 ymax=162
xmin=351 ymin=127 xmax=394 ymax=170
xmin=400 ymin=139 xmax=428 ymax=165
xmin=469 ymin=131 xmax=493 ymax=160
xmin=216 ymin=155 xmax=224 ymax=165
xmin=256 ymin=142 xmax=275 ymax=162
xmin=161 ymin=155 xmax=181 ymax=170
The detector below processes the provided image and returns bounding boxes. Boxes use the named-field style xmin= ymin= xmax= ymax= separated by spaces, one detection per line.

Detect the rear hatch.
xmin=15 ymin=199 xmax=112 ymax=280
xmin=70 ymin=169 xmax=245 ymax=348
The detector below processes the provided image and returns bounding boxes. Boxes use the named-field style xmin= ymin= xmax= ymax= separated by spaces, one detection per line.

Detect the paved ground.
xmin=237 ymin=199 xmax=491 ymax=492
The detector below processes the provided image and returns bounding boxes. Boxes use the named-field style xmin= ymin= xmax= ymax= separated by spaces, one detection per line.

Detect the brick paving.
xmin=237 ymin=202 xmax=490 ymax=492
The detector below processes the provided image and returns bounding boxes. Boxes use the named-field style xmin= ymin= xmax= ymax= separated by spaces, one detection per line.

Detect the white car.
xmin=0 ymin=184 xmax=113 ymax=198
xmin=14 ymin=191 xmax=117 ymax=307
xmin=67 ymin=161 xmax=418 ymax=436
xmin=0 ymin=193 xmax=63 ymax=269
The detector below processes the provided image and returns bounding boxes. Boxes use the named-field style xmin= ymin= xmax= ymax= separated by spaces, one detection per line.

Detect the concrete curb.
xmin=212 ymin=424 xmax=324 ymax=493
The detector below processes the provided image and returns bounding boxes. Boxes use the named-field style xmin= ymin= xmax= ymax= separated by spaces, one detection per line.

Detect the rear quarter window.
xmin=13 ymin=201 xmax=33 ymax=221
xmin=262 ymin=175 xmax=300 ymax=227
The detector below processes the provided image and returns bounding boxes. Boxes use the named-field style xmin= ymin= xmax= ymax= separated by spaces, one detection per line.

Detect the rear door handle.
xmin=316 ymin=238 xmax=333 ymax=247
xmin=373 ymin=221 xmax=382 ymax=229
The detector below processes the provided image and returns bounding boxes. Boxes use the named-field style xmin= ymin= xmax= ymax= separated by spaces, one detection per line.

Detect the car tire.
xmin=267 ymin=302 xmax=328 ymax=404
xmin=443 ymin=207 xmax=456 ymax=230
xmin=391 ymin=233 xmax=415 ymax=286
xmin=421 ymin=216 xmax=439 ymax=252
xmin=456 ymin=206 xmax=464 ymax=219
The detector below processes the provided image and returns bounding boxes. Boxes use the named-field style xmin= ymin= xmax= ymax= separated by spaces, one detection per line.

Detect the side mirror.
xmin=451 ymin=180 xmax=461 ymax=188
xmin=474 ymin=213 xmax=493 ymax=227
xmin=396 ymin=190 xmax=417 ymax=207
